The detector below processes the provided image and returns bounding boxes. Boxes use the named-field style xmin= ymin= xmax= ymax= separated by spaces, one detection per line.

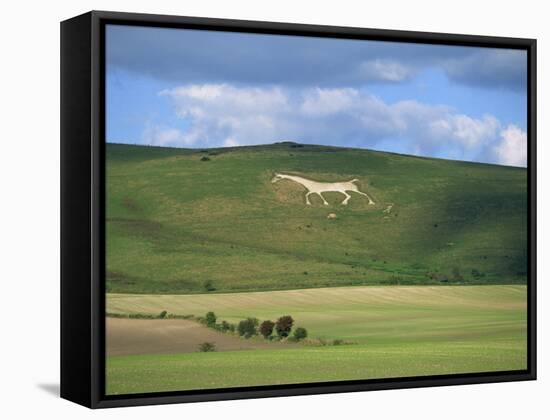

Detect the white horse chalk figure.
xmin=271 ymin=173 xmax=375 ymax=206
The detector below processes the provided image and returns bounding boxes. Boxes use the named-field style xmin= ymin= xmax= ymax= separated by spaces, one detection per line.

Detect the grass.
xmin=105 ymin=143 xmax=528 ymax=394
xmin=106 ymin=142 xmax=527 ymax=294
xmin=107 ymin=339 xmax=526 ymax=394
xmin=107 ymin=285 xmax=526 ymax=346
xmin=106 ymin=285 xmax=526 ymax=394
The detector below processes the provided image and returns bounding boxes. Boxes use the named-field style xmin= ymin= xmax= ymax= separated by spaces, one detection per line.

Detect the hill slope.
xmin=106 ymin=142 xmax=527 ymax=294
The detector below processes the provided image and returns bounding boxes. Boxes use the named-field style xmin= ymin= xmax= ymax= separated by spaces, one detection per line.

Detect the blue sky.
xmin=106 ymin=25 xmax=527 ymax=166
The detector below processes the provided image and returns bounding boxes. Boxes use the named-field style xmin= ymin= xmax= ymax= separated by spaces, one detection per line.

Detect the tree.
xmin=159 ymin=310 xmax=167 ymax=319
xmin=259 ymin=320 xmax=275 ymax=338
xmin=275 ymin=315 xmax=294 ymax=338
xmin=198 ymin=342 xmax=216 ymax=352
xmin=237 ymin=318 xmax=259 ymax=338
xmin=205 ymin=311 xmax=217 ymax=327
xmin=293 ymin=327 xmax=308 ymax=341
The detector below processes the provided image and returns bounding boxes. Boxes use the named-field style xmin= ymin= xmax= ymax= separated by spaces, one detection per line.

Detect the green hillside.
xmin=106 ymin=142 xmax=527 ymax=294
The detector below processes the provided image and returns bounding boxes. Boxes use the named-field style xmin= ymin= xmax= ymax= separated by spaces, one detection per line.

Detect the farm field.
xmin=105 ymin=143 xmax=528 ymax=395
xmin=107 ymin=285 xmax=526 ymax=346
xmin=106 ymin=285 xmax=527 ymax=394
xmin=107 ymin=340 xmax=525 ymax=395
xmin=106 ymin=318 xmax=295 ymax=356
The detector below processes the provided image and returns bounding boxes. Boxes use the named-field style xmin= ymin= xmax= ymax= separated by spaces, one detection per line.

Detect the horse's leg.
xmin=353 ymin=190 xmax=375 ymax=205
xmin=340 ymin=191 xmax=351 ymax=205
xmin=318 ymin=192 xmax=329 ymax=205
xmin=305 ymin=191 xmax=313 ymax=205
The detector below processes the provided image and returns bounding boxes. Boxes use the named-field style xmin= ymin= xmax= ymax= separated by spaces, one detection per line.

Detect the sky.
xmin=106 ymin=24 xmax=528 ymax=167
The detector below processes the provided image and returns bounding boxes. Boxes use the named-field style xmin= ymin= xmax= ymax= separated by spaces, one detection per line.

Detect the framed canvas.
xmin=60 ymin=10 xmax=536 ymax=408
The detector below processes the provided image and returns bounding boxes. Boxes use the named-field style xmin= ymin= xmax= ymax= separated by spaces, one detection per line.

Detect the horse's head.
xmin=271 ymin=173 xmax=285 ymax=183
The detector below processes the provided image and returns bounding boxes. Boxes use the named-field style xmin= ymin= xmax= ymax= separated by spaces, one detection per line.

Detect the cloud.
xmin=107 ymin=25 xmax=526 ymax=91
xmin=443 ymin=50 xmax=527 ymax=91
xmin=359 ymin=59 xmax=415 ymax=82
xmin=142 ymin=124 xmax=197 ymax=147
xmin=300 ymin=88 xmax=359 ymax=116
xmin=492 ymin=125 xmax=527 ymax=167
xmin=156 ymin=83 xmax=526 ymax=166
xmin=160 ymin=84 xmax=288 ymax=147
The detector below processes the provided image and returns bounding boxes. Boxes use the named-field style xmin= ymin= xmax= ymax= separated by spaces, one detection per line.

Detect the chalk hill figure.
xmin=271 ymin=173 xmax=375 ymax=206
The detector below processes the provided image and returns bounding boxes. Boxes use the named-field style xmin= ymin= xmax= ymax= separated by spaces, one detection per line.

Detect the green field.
xmin=106 ymin=142 xmax=527 ymax=294
xmin=107 ymin=341 xmax=525 ymax=394
xmin=107 ymin=285 xmax=526 ymax=346
xmin=106 ymin=143 xmax=527 ymax=395
xmin=106 ymin=285 xmax=527 ymax=394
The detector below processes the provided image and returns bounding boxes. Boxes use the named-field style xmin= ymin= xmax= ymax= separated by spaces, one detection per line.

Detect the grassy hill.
xmin=106 ymin=142 xmax=527 ymax=294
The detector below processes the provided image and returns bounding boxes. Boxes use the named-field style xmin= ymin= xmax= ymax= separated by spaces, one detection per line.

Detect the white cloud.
xmin=429 ymin=114 xmax=500 ymax=148
xmin=142 ymin=124 xmax=198 ymax=147
xmin=493 ymin=125 xmax=527 ymax=167
xmin=359 ymin=59 xmax=414 ymax=82
xmin=155 ymin=83 xmax=526 ymax=166
xmin=223 ymin=137 xmax=240 ymax=147
xmin=300 ymin=88 xmax=358 ymax=116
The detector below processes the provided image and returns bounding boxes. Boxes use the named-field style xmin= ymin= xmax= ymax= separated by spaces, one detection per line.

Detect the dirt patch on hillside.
xmin=106 ymin=317 xmax=292 ymax=356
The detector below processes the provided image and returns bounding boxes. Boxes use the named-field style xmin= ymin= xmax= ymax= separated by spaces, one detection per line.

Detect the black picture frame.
xmin=60 ymin=10 xmax=537 ymax=409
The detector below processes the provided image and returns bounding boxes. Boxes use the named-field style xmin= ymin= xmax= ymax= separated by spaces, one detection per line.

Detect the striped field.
xmin=106 ymin=285 xmax=527 ymax=394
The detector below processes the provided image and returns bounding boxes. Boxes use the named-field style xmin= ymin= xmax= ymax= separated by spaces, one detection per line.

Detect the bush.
xmin=452 ymin=267 xmax=464 ymax=282
xmin=471 ymin=269 xmax=485 ymax=278
xmin=203 ymin=280 xmax=216 ymax=292
xmin=293 ymin=327 xmax=308 ymax=341
xmin=302 ymin=337 xmax=328 ymax=346
xmin=200 ymin=156 xmax=211 ymax=161
xmin=259 ymin=320 xmax=275 ymax=338
xmin=238 ymin=318 xmax=259 ymax=338
xmin=275 ymin=315 xmax=294 ymax=338
xmin=198 ymin=342 xmax=216 ymax=352
xmin=205 ymin=311 xmax=217 ymax=327
xmin=220 ymin=320 xmax=232 ymax=332
xmin=332 ymin=339 xmax=344 ymax=346
xmin=159 ymin=310 xmax=168 ymax=319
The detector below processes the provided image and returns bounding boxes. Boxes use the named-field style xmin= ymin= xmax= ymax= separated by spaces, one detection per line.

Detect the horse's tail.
xmin=350 ymin=178 xmax=359 ymax=183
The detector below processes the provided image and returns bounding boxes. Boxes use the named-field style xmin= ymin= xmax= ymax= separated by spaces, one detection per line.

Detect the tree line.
xmin=204 ymin=312 xmax=308 ymax=341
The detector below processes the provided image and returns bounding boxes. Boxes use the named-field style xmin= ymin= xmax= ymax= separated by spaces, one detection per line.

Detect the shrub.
xmin=429 ymin=272 xmax=448 ymax=282
xmin=293 ymin=327 xmax=308 ymax=341
xmin=200 ymin=156 xmax=211 ymax=161
xmin=332 ymin=339 xmax=344 ymax=346
xmin=452 ymin=267 xmax=463 ymax=282
xmin=238 ymin=318 xmax=259 ymax=338
xmin=128 ymin=313 xmax=154 ymax=319
xmin=198 ymin=342 xmax=216 ymax=352
xmin=275 ymin=315 xmax=294 ymax=338
xmin=259 ymin=320 xmax=275 ymax=338
xmin=205 ymin=311 xmax=217 ymax=327
xmin=220 ymin=320 xmax=232 ymax=332
xmin=159 ymin=310 xmax=168 ymax=319
xmin=203 ymin=280 xmax=216 ymax=292
xmin=471 ymin=269 xmax=485 ymax=278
